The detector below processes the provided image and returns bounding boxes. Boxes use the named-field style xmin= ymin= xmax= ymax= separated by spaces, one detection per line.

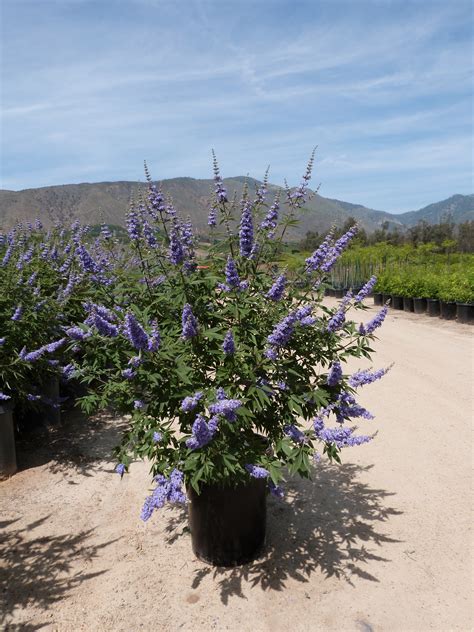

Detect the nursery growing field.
xmin=1 ymin=302 xmax=472 ymax=632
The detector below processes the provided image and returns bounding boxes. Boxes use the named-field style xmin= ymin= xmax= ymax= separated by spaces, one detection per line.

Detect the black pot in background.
xmin=373 ymin=293 xmax=383 ymax=306
xmin=0 ymin=402 xmax=17 ymax=478
xmin=413 ymin=297 xmax=427 ymax=314
xmin=456 ymin=303 xmax=474 ymax=324
xmin=334 ymin=288 xmax=345 ymax=298
xmin=382 ymin=293 xmax=392 ymax=305
xmin=41 ymin=376 xmax=61 ymax=426
xmin=440 ymin=301 xmax=457 ymax=320
xmin=403 ymin=297 xmax=414 ymax=312
xmin=325 ymin=288 xmax=335 ymax=297
xmin=188 ymin=478 xmax=267 ymax=566
xmin=427 ymin=298 xmax=440 ymax=317
xmin=391 ymin=295 xmax=404 ymax=310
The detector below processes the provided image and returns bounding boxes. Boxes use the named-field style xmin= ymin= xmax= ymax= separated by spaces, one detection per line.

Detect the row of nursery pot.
xmin=372 ymin=268 xmax=474 ymax=324
xmin=372 ymin=293 xmax=473 ymax=323
xmin=1 ymin=154 xmax=394 ymax=568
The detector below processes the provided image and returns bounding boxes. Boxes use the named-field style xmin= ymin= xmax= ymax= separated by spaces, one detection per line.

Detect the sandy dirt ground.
xmin=1 ymin=301 xmax=472 ymax=632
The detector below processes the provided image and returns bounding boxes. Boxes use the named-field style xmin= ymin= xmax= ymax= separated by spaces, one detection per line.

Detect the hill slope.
xmin=0 ymin=179 xmax=472 ymax=237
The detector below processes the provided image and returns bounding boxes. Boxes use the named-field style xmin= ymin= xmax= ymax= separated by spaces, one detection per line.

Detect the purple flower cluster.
xmin=305 ymin=233 xmax=333 ymax=272
xmin=348 ymin=366 xmax=391 ymax=388
xmin=266 ymin=274 xmax=286 ymax=301
xmin=181 ymin=391 xmax=203 ymax=412
xmin=268 ymin=481 xmax=284 ymax=498
xmin=0 ymin=392 xmax=11 ymax=401
xmin=245 ymin=464 xmax=269 ymax=479
xmin=354 ymin=276 xmax=377 ymax=303
xmin=222 ymin=330 xmax=235 ymax=355
xmin=208 ymin=204 xmax=218 ymax=227
xmin=327 ymin=361 xmax=343 ymax=386
xmin=239 ymin=201 xmax=254 ymax=258
xmin=181 ymin=304 xmax=198 ymax=339
xmin=265 ymin=304 xmax=314 ymax=359
xmin=359 ymin=305 xmax=389 ymax=336
xmin=124 ymin=313 xmax=149 ymax=351
xmin=186 ymin=413 xmax=218 ymax=450
xmin=317 ymin=425 xmax=372 ymax=448
xmin=11 ymin=306 xmax=23 ymax=322
xmin=335 ymin=391 xmax=374 ymax=423
xmin=209 ymin=396 xmax=242 ymax=422
xmin=141 ymin=468 xmax=187 ymax=522
xmin=212 ymin=151 xmax=228 ymax=203
xmin=327 ymin=293 xmax=352 ymax=332
xmin=284 ymin=424 xmax=306 ymax=444
xmin=169 ymin=222 xmax=185 ymax=265
xmin=260 ymin=194 xmax=280 ymax=235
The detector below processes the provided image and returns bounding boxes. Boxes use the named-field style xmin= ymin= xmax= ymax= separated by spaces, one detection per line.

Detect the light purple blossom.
xmin=359 ymin=305 xmax=389 ymax=336
xmin=134 ymin=400 xmax=145 ymax=409
xmin=260 ymin=194 xmax=279 ymax=232
xmin=327 ymin=361 xmax=343 ymax=386
xmin=153 ymin=431 xmax=162 ymax=443
xmin=122 ymin=368 xmax=136 ymax=379
xmin=169 ymin=222 xmax=185 ymax=265
xmin=181 ymin=303 xmax=198 ymax=339
xmin=181 ymin=391 xmax=203 ymax=412
xmin=186 ymin=414 xmax=217 ymax=450
xmin=348 ymin=366 xmax=391 ymax=388
xmin=11 ymin=306 xmax=23 ymax=322
xmin=65 ymin=326 xmax=90 ymax=341
xmin=321 ymin=225 xmax=359 ymax=272
xmin=305 ymin=233 xmax=334 ymax=273
xmin=140 ymin=468 xmax=186 ymax=522
xmin=209 ymin=397 xmax=242 ymax=422
xmin=125 ymin=313 xmax=149 ymax=351
xmin=116 ymin=463 xmax=126 ymax=477
xmin=239 ymin=201 xmax=254 ymax=258
xmin=93 ymin=313 xmax=119 ymax=337
xmin=354 ymin=276 xmax=377 ymax=303
xmin=268 ymin=481 xmax=284 ymax=499
xmin=245 ymin=464 xmax=269 ymax=479
xmin=222 ymin=330 xmax=235 ymax=355
xmin=0 ymin=392 xmax=11 ymax=401
xmin=266 ymin=274 xmax=286 ymax=301
xmin=284 ymin=424 xmax=306 ymax=444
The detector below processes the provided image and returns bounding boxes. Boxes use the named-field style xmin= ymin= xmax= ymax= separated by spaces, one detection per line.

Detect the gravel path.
xmin=1 ymin=302 xmax=472 ymax=631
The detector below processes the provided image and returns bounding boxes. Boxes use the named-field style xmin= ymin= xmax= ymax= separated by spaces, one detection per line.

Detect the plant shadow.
xmin=0 ymin=516 xmax=117 ymax=630
xmin=14 ymin=408 xmax=128 ymax=477
xmin=188 ymin=462 xmax=403 ymax=603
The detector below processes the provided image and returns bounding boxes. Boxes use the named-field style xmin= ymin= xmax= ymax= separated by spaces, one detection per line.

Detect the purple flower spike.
xmin=11 ymin=306 xmax=23 ymax=322
xmin=181 ymin=304 xmax=198 ymax=339
xmin=266 ymin=274 xmax=286 ymax=301
xmin=327 ymin=361 xmax=343 ymax=386
xmin=239 ymin=201 xmax=254 ymax=258
xmin=354 ymin=276 xmax=377 ymax=303
xmin=169 ymin=223 xmax=185 ymax=265
xmin=125 ymin=313 xmax=149 ymax=351
xmin=268 ymin=481 xmax=284 ymax=499
xmin=222 ymin=330 xmax=235 ymax=355
xmin=245 ymin=464 xmax=269 ymax=479
xmin=116 ymin=463 xmax=126 ymax=477
xmin=359 ymin=305 xmax=389 ymax=336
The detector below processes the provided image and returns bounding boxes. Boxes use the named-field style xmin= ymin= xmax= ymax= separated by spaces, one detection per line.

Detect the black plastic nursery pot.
xmin=413 ymin=297 xmax=427 ymax=314
xmin=403 ymin=297 xmax=414 ymax=312
xmin=391 ymin=295 xmax=404 ymax=310
xmin=188 ymin=478 xmax=267 ymax=567
xmin=325 ymin=288 xmax=335 ymax=297
xmin=373 ymin=293 xmax=383 ymax=306
xmin=41 ymin=376 xmax=61 ymax=426
xmin=440 ymin=301 xmax=457 ymax=320
xmin=334 ymin=288 xmax=345 ymax=298
xmin=456 ymin=303 xmax=474 ymax=324
xmin=0 ymin=402 xmax=17 ymax=478
xmin=426 ymin=298 xmax=440 ymax=317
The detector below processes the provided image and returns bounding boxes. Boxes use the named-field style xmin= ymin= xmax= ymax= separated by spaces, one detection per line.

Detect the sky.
xmin=0 ymin=0 xmax=472 ymax=212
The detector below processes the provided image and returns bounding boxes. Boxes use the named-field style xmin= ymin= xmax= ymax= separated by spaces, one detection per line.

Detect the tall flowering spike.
xmin=222 ymin=330 xmax=235 ymax=355
xmin=126 ymin=204 xmax=142 ymax=242
xmin=359 ymin=305 xmax=389 ymax=336
xmin=284 ymin=424 xmax=307 ymax=444
xmin=148 ymin=321 xmax=160 ymax=351
xmin=11 ymin=306 xmax=23 ymax=322
xmin=212 ymin=150 xmax=228 ymax=203
xmin=321 ymin=224 xmax=359 ymax=272
xmin=260 ymin=193 xmax=280 ymax=233
xmin=327 ymin=361 xmax=343 ymax=386
xmin=208 ymin=204 xmax=217 ymax=227
xmin=169 ymin=222 xmax=185 ymax=265
xmin=354 ymin=276 xmax=377 ymax=303
xmin=327 ymin=293 xmax=352 ymax=333
xmin=239 ymin=201 xmax=254 ymax=258
xmin=224 ymin=256 xmax=240 ymax=289
xmin=181 ymin=391 xmax=203 ymax=412
xmin=349 ymin=365 xmax=391 ymax=388
xmin=140 ymin=468 xmax=186 ymax=522
xmin=208 ymin=397 xmax=242 ymax=422
xmin=125 ymin=313 xmax=150 ymax=351
xmin=181 ymin=303 xmax=198 ymax=339
xmin=266 ymin=274 xmax=286 ymax=301
xmin=94 ymin=313 xmax=119 ymax=337
xmin=288 ymin=148 xmax=316 ymax=207
xmin=305 ymin=232 xmax=334 ymax=273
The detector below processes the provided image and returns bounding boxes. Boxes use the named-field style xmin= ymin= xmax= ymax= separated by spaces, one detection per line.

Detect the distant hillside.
xmin=0 ymin=178 xmax=472 ymax=238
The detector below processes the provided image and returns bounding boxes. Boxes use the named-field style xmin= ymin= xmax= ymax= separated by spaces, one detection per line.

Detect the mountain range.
xmin=0 ymin=177 xmax=472 ymax=238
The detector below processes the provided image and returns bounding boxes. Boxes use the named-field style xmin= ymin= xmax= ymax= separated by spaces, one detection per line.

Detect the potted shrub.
xmin=438 ymin=276 xmax=458 ymax=320
xmin=453 ymin=274 xmax=474 ymax=324
xmin=73 ymin=156 xmax=391 ymax=566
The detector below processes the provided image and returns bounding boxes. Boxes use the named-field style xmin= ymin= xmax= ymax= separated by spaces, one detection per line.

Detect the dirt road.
xmin=1 ymin=303 xmax=472 ymax=631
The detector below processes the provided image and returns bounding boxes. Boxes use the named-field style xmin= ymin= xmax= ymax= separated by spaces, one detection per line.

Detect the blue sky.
xmin=1 ymin=0 xmax=472 ymax=212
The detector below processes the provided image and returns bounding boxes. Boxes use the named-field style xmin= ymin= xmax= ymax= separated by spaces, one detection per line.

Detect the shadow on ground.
xmin=186 ymin=462 xmax=402 ymax=603
xmin=0 ymin=516 xmax=117 ymax=630
xmin=14 ymin=408 xmax=128 ymax=477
